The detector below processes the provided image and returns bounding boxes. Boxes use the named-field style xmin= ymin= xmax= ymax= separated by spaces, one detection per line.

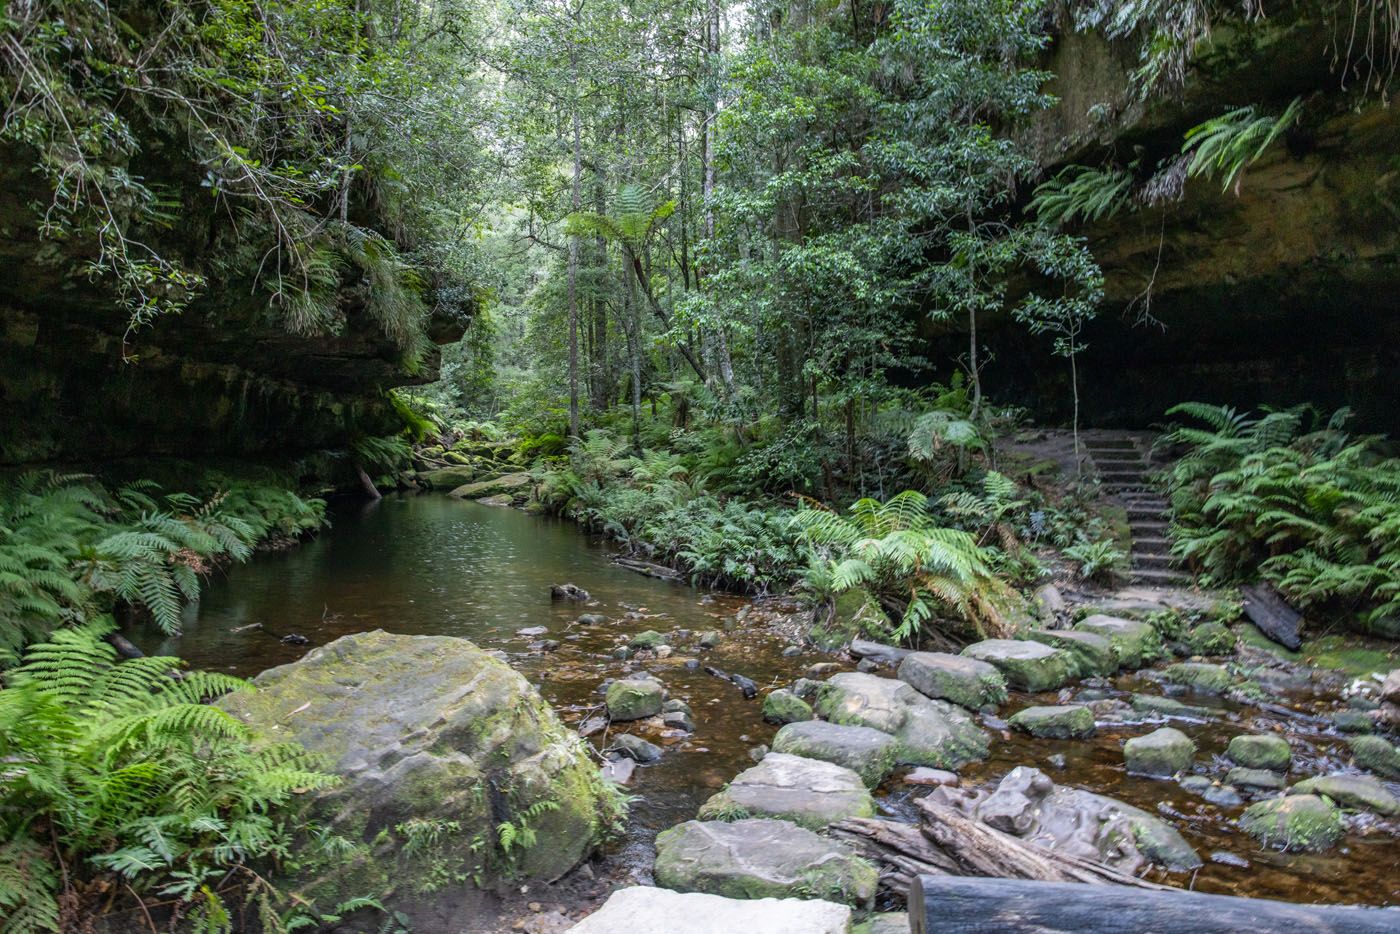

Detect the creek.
xmin=143 ymin=493 xmax=1399 ymax=909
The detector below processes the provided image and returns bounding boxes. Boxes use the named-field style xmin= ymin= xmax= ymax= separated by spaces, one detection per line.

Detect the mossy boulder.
xmin=218 ymin=630 xmax=614 ymax=924
xmin=1128 ymin=694 xmax=1209 ymax=719
xmin=628 ymin=630 xmax=669 ymax=650
xmin=1332 ymin=710 xmax=1375 ymax=734
xmin=815 ymin=672 xmax=989 ymax=769
xmin=1239 ymin=795 xmax=1343 ymax=852
xmin=448 ymin=472 xmax=532 ymax=499
xmin=606 ymin=677 xmax=665 ymax=721
xmin=1292 ymin=774 xmax=1400 ymax=816
xmin=961 ymin=639 xmax=1076 ymax=692
xmin=654 ymin=819 xmax=877 ymax=907
xmin=1350 ymin=735 xmax=1400 ymax=779
xmin=1227 ymin=767 xmax=1286 ymax=791
xmin=1028 ymin=629 xmax=1117 ymax=678
xmin=771 ymin=720 xmax=899 ymax=788
xmin=1185 ymin=621 xmax=1238 ymax=656
xmin=1227 ymin=734 xmax=1291 ymax=772
xmin=1163 ymin=662 xmax=1233 ymax=694
xmin=1074 ymin=615 xmax=1163 ymax=669
xmin=1008 ymin=705 xmax=1096 ymax=739
xmin=697 ymin=753 xmax=876 ymax=830
xmin=418 ymin=466 xmax=479 ymax=489
xmin=762 ymin=688 xmax=814 ymax=725
xmin=1123 ymin=727 xmax=1195 ymax=777
xmin=897 ymin=651 xmax=1008 ymax=710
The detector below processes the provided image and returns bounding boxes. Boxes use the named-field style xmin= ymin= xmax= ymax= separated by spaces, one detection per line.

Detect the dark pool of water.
xmin=147 ymin=493 xmax=1400 ymax=908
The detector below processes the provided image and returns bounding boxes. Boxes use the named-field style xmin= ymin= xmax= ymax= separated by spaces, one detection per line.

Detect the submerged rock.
xmin=1123 ymin=727 xmax=1195 ymax=777
xmin=961 ymin=639 xmax=1076 ymax=692
xmin=629 ymin=630 xmax=669 ymax=650
xmin=897 ymin=651 xmax=1008 ymax=710
xmin=1008 ymin=704 xmax=1096 ymax=739
xmin=217 ymin=630 xmax=613 ymax=922
xmin=771 ymin=720 xmax=898 ymax=788
xmin=606 ymin=677 xmax=664 ymax=721
xmin=568 ymin=887 xmax=851 ymax=934
xmin=697 ymin=752 xmax=875 ymax=830
xmin=1128 ymin=694 xmax=1209 ymax=719
xmin=816 ymin=672 xmax=989 ymax=769
xmin=551 ymin=582 xmax=590 ymax=601
xmin=653 ymin=819 xmax=877 ymax=906
xmin=761 ymin=688 xmax=814 ymax=725
xmin=1226 ymin=734 xmax=1291 ymax=772
xmin=1028 ymin=629 xmax=1117 ymax=678
xmin=1292 ymin=773 xmax=1400 ymax=816
xmin=1074 ymin=615 xmax=1162 ymax=669
xmin=1239 ymin=795 xmax=1343 ymax=852
xmin=609 ymin=733 xmax=662 ymax=763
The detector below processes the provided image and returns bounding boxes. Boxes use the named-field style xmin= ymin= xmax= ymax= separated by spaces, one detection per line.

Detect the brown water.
xmin=146 ymin=493 xmax=1400 ymax=908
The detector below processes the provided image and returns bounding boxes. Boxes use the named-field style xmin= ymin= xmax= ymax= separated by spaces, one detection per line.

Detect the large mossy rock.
xmin=653 ymin=819 xmax=877 ymax=906
xmin=218 ymin=630 xmax=614 ymax=923
xmin=815 ymin=672 xmax=989 ymax=769
xmin=1226 ymin=734 xmax=1291 ymax=772
xmin=1291 ymin=774 xmax=1400 ymax=816
xmin=606 ymin=676 xmax=665 ymax=721
xmin=1350 ymin=735 xmax=1400 ymax=779
xmin=1073 ymin=616 xmax=1162 ymax=669
xmin=961 ymin=639 xmax=1076 ymax=692
xmin=1028 ymin=629 xmax=1117 ymax=678
xmin=697 ymin=753 xmax=875 ymax=830
xmin=448 ymin=471 xmax=532 ymax=499
xmin=1239 ymin=795 xmax=1343 ymax=852
xmin=1163 ymin=662 xmax=1233 ymax=694
xmin=897 ymin=651 xmax=1008 ymax=710
xmin=771 ymin=720 xmax=898 ymax=788
xmin=1123 ymin=727 xmax=1195 ymax=777
xmin=1008 ymin=705 xmax=1096 ymax=739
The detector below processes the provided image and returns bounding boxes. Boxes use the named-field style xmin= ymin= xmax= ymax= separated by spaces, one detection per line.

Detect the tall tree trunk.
xmin=567 ymin=45 xmax=583 ymax=439
xmin=702 ymin=0 xmax=737 ymax=396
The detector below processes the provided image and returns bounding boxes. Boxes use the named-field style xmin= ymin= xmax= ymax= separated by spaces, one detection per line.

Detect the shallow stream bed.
xmin=145 ymin=493 xmax=1400 ymax=910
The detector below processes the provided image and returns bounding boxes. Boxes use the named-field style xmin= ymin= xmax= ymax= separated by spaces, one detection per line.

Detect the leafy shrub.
xmin=1063 ymin=536 xmax=1126 ymax=584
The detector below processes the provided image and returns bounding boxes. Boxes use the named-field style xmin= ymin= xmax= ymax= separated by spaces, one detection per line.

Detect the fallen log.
xmin=909 ymin=875 xmax=1397 ymax=934
xmin=613 ymin=557 xmax=682 ymax=582
xmin=702 ymin=664 xmax=757 ymax=698
xmin=1242 ymin=582 xmax=1304 ymax=650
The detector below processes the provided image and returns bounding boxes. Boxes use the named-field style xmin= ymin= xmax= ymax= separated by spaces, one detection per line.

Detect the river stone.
xmin=1028 ymin=629 xmax=1118 ymax=678
xmin=217 ymin=630 xmax=611 ymax=922
xmin=1128 ymin=694 xmax=1209 ymax=719
xmin=607 ymin=677 xmax=664 ymax=720
xmin=1185 ymin=621 xmax=1238 ymax=656
xmin=1332 ymin=710 xmax=1375 ymax=733
xmin=1227 ymin=734 xmax=1291 ymax=771
xmin=1008 ymin=705 xmax=1096 ymax=739
xmin=1239 ymin=795 xmax=1343 ymax=852
xmin=897 ymin=651 xmax=1008 ymax=709
xmin=568 ymin=887 xmax=852 ymax=934
xmin=1123 ymin=727 xmax=1195 ymax=777
xmin=448 ymin=471 xmax=531 ymax=499
xmin=610 ymin=733 xmax=662 ymax=763
xmin=1074 ymin=615 xmax=1163 ymax=669
xmin=1164 ymin=662 xmax=1234 ymax=694
xmin=861 ymin=912 xmax=912 ymax=934
xmin=1350 ymin=734 xmax=1400 ymax=779
xmin=1292 ymin=773 xmax=1400 ymax=816
xmin=697 ymin=753 xmax=875 ymax=830
xmin=961 ymin=639 xmax=1076 ymax=692
xmin=653 ymin=819 xmax=877 ymax=906
xmin=629 ymin=630 xmax=668 ymax=650
xmin=418 ymin=465 xmax=478 ymax=489
xmin=815 ymin=672 xmax=989 ymax=769
xmin=762 ymin=688 xmax=814 ymax=725
xmin=771 ymin=720 xmax=898 ymax=787
xmin=1227 ymin=767 xmax=1286 ymax=791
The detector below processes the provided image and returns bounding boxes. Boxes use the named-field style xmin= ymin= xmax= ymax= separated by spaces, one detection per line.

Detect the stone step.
xmin=1126 ymin=506 xmax=1169 ymax=520
xmin=1133 ymin=536 xmax=1173 ymax=555
xmin=1131 ymin=553 xmax=1178 ymax=570
xmin=1130 ymin=567 xmax=1192 ymax=585
xmin=1092 ymin=457 xmax=1148 ymax=468
xmin=1130 ymin=520 xmax=1171 ymax=533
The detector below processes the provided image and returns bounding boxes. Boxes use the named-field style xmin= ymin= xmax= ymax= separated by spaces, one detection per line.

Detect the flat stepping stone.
xmin=1227 ymin=734 xmax=1290 ymax=771
xmin=697 ymin=753 xmax=875 ymax=830
xmin=761 ymin=689 xmax=813 ymax=725
xmin=1008 ymin=705 xmax=1096 ymax=739
xmin=569 ymin=886 xmax=851 ymax=934
xmin=771 ymin=720 xmax=898 ymax=787
xmin=815 ymin=672 xmax=988 ymax=769
xmin=1074 ymin=615 xmax=1163 ymax=669
xmin=1227 ymin=767 xmax=1285 ymax=791
xmin=606 ymin=677 xmax=664 ymax=721
xmin=961 ymin=640 xmax=1075 ymax=692
xmin=1291 ymin=773 xmax=1400 ymax=816
xmin=1129 ymin=694 xmax=1209 ymax=719
xmin=897 ymin=652 xmax=1007 ymax=709
xmin=1124 ymin=727 xmax=1195 ymax=777
xmin=1163 ymin=662 xmax=1233 ymax=694
xmin=1028 ymin=629 xmax=1117 ymax=677
xmin=1239 ymin=794 xmax=1343 ymax=852
xmin=654 ymin=818 xmax=877 ymax=906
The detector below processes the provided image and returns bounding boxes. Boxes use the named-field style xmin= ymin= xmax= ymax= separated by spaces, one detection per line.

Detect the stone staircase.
xmin=1081 ymin=434 xmax=1190 ymax=587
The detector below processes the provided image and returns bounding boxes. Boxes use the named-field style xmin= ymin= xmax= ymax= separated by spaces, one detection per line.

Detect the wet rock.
xmin=816 ymin=672 xmax=989 ymax=769
xmin=1332 ymin=710 xmax=1375 ymax=734
xmin=1210 ymin=850 xmax=1250 ymax=868
xmin=550 ymin=582 xmax=590 ymax=601
xmin=449 ymin=472 xmax=531 ymax=499
xmin=761 ymin=689 xmax=814 ymax=725
xmin=781 ymin=645 xmax=802 ymax=657
xmin=1073 ymin=615 xmax=1163 ymax=669
xmin=1028 ymin=629 xmax=1117 ymax=678
xmin=748 ymin=745 xmax=768 ymax=763
xmin=1350 ymin=734 xmax=1400 ymax=779
xmin=863 ymin=912 xmax=911 ymax=934
xmin=771 ymin=720 xmax=899 ymax=788
xmin=567 ymin=887 xmax=852 ymax=934
xmin=697 ymin=753 xmax=876 ymax=830
xmin=1239 ymin=795 xmax=1343 ymax=852
xmin=1128 ymin=694 xmax=1209 ymax=719
xmin=1292 ymin=773 xmax=1400 ymax=816
xmin=1033 ymin=584 xmax=1066 ymax=620
xmin=476 ymin=493 xmax=514 ymax=506
xmin=1163 ymin=662 xmax=1233 ymax=694
xmin=629 ymin=630 xmax=668 ymax=650
xmin=856 ymin=658 xmax=881 ymax=673
xmin=606 ymin=678 xmax=665 ymax=721
xmin=804 ymin=662 xmax=842 ymax=679
xmin=654 ymin=819 xmax=877 ymax=906
xmin=1227 ymin=734 xmax=1291 ymax=772
xmin=849 ymin=638 xmax=913 ymax=666
xmin=601 ymin=756 xmax=636 ymax=786
xmin=1185 ymin=621 xmax=1238 ymax=656
xmin=662 ymin=710 xmax=695 ymax=733
xmin=1123 ymin=727 xmax=1195 ymax=777
xmin=663 ymin=698 xmax=692 ymax=714
xmin=792 ymin=677 xmax=823 ymax=700
xmin=1008 ymin=705 xmax=1096 ymax=739
xmin=612 ymin=647 xmax=633 ymax=660
xmin=698 ymin=630 xmax=722 ymax=649
xmin=1046 ymin=753 xmax=1068 ymax=770
xmin=898 ymin=651 xmax=1008 ymax=710
xmin=576 ymin=613 xmax=607 ymax=625
xmin=518 ymin=626 xmax=548 ymax=637
xmin=961 ymin=639 xmax=1076 ymax=692
xmin=904 ymin=767 xmax=959 ymax=787
xmin=1227 ymin=767 xmax=1286 ymax=791
xmin=609 ymin=734 xmax=662 ymax=763
xmin=217 ymin=630 xmax=609 ymax=917
xmin=682 ymin=658 xmax=700 ymax=670
xmin=1203 ymin=785 xmax=1244 ymax=807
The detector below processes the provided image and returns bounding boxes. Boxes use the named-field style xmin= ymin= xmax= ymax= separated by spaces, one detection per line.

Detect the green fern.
xmin=1182 ymin=97 xmax=1303 ymax=193
xmin=1030 ymin=164 xmax=1135 ymax=226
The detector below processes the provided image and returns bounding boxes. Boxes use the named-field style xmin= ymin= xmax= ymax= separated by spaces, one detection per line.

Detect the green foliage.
xmin=1182 ymin=98 xmax=1303 ymax=193
xmin=0 ymin=623 xmax=336 ymax=930
xmin=1164 ymin=403 xmax=1400 ymax=628
xmin=1063 ymin=536 xmax=1127 ymax=584
xmin=1031 ymin=164 xmax=1135 ymax=226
